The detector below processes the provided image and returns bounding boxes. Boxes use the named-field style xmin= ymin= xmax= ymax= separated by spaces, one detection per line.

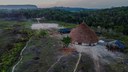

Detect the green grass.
xmin=40 ymin=20 xmax=77 ymax=28
xmin=102 ymin=32 xmax=128 ymax=53
xmin=58 ymin=21 xmax=77 ymax=28
xmin=0 ymin=20 xmax=32 ymax=29
xmin=0 ymin=20 xmax=33 ymax=72
xmin=109 ymin=61 xmax=128 ymax=72
xmin=14 ymin=35 xmax=63 ymax=72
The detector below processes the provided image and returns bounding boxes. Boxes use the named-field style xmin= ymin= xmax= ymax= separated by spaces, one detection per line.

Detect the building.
xmin=59 ymin=28 xmax=72 ymax=34
xmin=106 ymin=40 xmax=125 ymax=51
xmin=70 ymin=22 xmax=99 ymax=46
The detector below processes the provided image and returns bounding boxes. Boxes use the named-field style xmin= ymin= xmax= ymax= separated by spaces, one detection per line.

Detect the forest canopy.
xmin=0 ymin=6 xmax=128 ymax=35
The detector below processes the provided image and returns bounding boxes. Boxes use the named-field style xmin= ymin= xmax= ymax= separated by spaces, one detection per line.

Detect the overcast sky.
xmin=0 ymin=0 xmax=128 ymax=8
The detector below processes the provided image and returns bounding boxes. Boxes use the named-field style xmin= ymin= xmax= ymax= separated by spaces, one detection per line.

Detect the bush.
xmin=61 ymin=36 xmax=71 ymax=47
xmin=1 ymin=43 xmax=25 ymax=72
xmin=34 ymin=30 xmax=48 ymax=38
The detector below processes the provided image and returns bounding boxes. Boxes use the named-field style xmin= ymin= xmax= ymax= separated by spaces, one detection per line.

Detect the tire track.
xmin=12 ymin=38 xmax=32 ymax=72
xmin=73 ymin=53 xmax=82 ymax=72
xmin=46 ymin=56 xmax=64 ymax=72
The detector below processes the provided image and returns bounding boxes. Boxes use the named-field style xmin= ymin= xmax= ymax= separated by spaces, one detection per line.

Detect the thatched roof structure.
xmin=70 ymin=22 xmax=98 ymax=44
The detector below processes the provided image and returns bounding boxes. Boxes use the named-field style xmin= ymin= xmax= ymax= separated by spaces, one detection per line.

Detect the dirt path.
xmin=11 ymin=38 xmax=32 ymax=72
xmin=73 ymin=53 xmax=82 ymax=72
xmin=46 ymin=55 xmax=64 ymax=72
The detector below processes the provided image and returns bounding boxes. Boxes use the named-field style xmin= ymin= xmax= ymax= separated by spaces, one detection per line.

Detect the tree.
xmin=61 ymin=36 xmax=71 ymax=47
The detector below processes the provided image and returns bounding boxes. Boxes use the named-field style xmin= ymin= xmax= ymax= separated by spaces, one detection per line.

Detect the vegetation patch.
xmin=14 ymin=33 xmax=63 ymax=72
xmin=0 ymin=20 xmax=33 ymax=72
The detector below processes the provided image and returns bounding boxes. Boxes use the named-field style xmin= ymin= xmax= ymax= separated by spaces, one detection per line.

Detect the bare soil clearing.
xmin=31 ymin=23 xmax=59 ymax=30
xmin=71 ymin=44 xmax=124 ymax=72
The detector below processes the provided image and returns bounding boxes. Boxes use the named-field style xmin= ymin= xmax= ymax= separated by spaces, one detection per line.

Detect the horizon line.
xmin=0 ymin=4 xmax=127 ymax=9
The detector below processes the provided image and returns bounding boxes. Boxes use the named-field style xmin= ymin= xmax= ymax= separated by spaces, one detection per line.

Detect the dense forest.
xmin=0 ymin=6 xmax=128 ymax=35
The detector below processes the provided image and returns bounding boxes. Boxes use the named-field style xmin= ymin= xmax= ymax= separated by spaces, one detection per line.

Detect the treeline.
xmin=0 ymin=6 xmax=128 ymax=34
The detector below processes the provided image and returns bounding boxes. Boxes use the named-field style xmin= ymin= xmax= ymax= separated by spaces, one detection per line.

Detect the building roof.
xmin=70 ymin=22 xmax=99 ymax=44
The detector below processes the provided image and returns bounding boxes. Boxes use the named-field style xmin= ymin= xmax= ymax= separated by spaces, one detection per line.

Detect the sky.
xmin=0 ymin=0 xmax=128 ymax=8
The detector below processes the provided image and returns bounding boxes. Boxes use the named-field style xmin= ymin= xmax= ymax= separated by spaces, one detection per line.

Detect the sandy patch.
xmin=70 ymin=44 xmax=124 ymax=72
xmin=31 ymin=23 xmax=59 ymax=30
xmin=72 ymin=44 xmax=123 ymax=62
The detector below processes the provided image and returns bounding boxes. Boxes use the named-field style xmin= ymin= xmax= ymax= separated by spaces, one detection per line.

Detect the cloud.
xmin=0 ymin=0 xmax=128 ymax=8
xmin=51 ymin=0 xmax=128 ymax=8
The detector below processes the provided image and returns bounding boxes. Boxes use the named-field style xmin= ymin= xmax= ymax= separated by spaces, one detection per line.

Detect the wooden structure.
xmin=70 ymin=22 xmax=99 ymax=46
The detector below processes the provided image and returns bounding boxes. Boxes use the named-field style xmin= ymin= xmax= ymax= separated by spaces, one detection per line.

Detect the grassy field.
xmin=39 ymin=20 xmax=77 ymax=28
xmin=0 ymin=19 xmax=128 ymax=72
xmin=102 ymin=32 xmax=128 ymax=53
xmin=14 ymin=34 xmax=65 ymax=72
xmin=0 ymin=20 xmax=33 ymax=72
xmin=0 ymin=19 xmax=77 ymax=72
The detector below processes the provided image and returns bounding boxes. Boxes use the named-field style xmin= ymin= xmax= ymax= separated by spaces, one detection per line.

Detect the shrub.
xmin=34 ymin=30 xmax=48 ymax=38
xmin=61 ymin=36 xmax=71 ymax=47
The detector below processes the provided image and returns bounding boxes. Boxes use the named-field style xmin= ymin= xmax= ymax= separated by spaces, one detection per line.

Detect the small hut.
xmin=70 ymin=22 xmax=99 ymax=46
